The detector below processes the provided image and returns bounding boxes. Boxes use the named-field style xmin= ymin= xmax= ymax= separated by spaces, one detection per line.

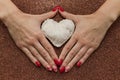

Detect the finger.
xmin=28 ymin=46 xmax=52 ymax=71
xmin=21 ymin=47 xmax=41 ymax=67
xmin=65 ymin=46 xmax=88 ymax=72
xmin=40 ymin=11 xmax=58 ymax=21
xmin=60 ymin=42 xmax=82 ymax=68
xmin=59 ymin=36 xmax=77 ymax=66
xmin=34 ymin=41 xmax=58 ymax=72
xmin=38 ymin=35 xmax=59 ymax=65
xmin=77 ymin=48 xmax=94 ymax=67
xmin=59 ymin=11 xmax=77 ymax=21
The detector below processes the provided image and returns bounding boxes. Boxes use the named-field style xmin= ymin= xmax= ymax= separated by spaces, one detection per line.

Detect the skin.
xmin=0 ymin=0 xmax=120 ymax=73
xmin=0 ymin=0 xmax=58 ymax=72
xmin=59 ymin=0 xmax=120 ymax=72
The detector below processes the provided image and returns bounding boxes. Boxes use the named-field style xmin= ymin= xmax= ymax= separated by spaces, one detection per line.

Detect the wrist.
xmin=91 ymin=10 xmax=115 ymax=30
xmin=95 ymin=9 xmax=119 ymax=24
xmin=0 ymin=0 xmax=21 ymax=20
xmin=94 ymin=0 xmax=120 ymax=24
xmin=94 ymin=10 xmax=117 ymax=24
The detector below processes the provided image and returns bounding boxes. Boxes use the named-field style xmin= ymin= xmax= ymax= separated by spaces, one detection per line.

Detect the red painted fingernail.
xmin=52 ymin=6 xmax=64 ymax=12
xmin=35 ymin=61 xmax=41 ymax=67
xmin=59 ymin=6 xmax=64 ymax=12
xmin=54 ymin=59 xmax=59 ymax=66
xmin=59 ymin=66 xmax=65 ymax=73
xmin=54 ymin=59 xmax=63 ymax=67
xmin=47 ymin=66 xmax=52 ymax=71
xmin=77 ymin=61 xmax=82 ymax=67
xmin=58 ymin=59 xmax=63 ymax=66
xmin=52 ymin=6 xmax=59 ymax=11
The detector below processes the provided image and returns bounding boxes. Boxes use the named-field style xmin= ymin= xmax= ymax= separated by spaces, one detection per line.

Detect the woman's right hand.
xmin=2 ymin=9 xmax=59 ymax=72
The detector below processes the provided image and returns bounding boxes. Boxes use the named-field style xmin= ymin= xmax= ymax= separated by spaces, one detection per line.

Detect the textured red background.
xmin=0 ymin=0 xmax=120 ymax=80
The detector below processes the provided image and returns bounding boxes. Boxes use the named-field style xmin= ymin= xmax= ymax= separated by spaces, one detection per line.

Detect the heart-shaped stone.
xmin=41 ymin=19 xmax=75 ymax=47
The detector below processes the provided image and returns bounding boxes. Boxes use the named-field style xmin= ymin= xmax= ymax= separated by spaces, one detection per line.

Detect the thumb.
xmin=40 ymin=11 xmax=57 ymax=21
xmin=59 ymin=11 xmax=77 ymax=21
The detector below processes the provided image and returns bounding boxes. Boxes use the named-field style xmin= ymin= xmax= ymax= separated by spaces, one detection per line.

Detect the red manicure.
xmin=58 ymin=6 xmax=64 ymax=12
xmin=54 ymin=59 xmax=63 ymax=67
xmin=77 ymin=61 xmax=82 ymax=67
xmin=52 ymin=6 xmax=64 ymax=12
xmin=35 ymin=61 xmax=41 ymax=67
xmin=59 ymin=66 xmax=65 ymax=73
xmin=58 ymin=59 xmax=63 ymax=66
xmin=54 ymin=59 xmax=59 ymax=66
xmin=52 ymin=6 xmax=59 ymax=11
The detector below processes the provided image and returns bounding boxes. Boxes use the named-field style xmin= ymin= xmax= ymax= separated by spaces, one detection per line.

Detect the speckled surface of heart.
xmin=41 ymin=19 xmax=75 ymax=47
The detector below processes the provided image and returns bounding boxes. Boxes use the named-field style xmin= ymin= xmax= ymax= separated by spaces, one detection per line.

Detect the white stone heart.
xmin=41 ymin=19 xmax=75 ymax=47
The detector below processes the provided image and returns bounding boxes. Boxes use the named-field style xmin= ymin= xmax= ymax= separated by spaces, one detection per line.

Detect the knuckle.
xmin=65 ymin=46 xmax=71 ymax=51
xmin=79 ymin=39 xmax=90 ymax=46
xmin=69 ymin=54 xmax=73 ymax=59
xmin=78 ymin=53 xmax=82 ymax=57
xmin=78 ymin=41 xmax=85 ymax=46
xmin=33 ymin=52 xmax=39 ymax=56
xmin=70 ymin=50 xmax=76 ymax=55
xmin=63 ymin=61 xmax=67 ymax=66
xmin=34 ymin=32 xmax=41 ymax=38
xmin=16 ymin=42 xmax=24 ymax=48
xmin=72 ymin=36 xmax=77 ymax=41
xmin=25 ymin=37 xmax=36 ymax=45
xmin=42 ymin=51 xmax=48 ymax=57
xmin=93 ymin=44 xmax=99 ymax=49
xmin=90 ymin=43 xmax=99 ymax=49
xmin=46 ymin=46 xmax=52 ymax=51
xmin=50 ymin=61 xmax=55 ymax=65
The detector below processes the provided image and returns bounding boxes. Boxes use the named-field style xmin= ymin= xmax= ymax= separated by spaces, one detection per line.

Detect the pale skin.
xmin=0 ymin=0 xmax=120 ymax=73
xmin=0 ymin=0 xmax=58 ymax=72
xmin=59 ymin=0 xmax=120 ymax=72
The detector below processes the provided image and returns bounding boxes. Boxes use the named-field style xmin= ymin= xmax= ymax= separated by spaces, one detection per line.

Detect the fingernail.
xmin=58 ymin=59 xmax=63 ymax=66
xmin=59 ymin=66 xmax=65 ymax=73
xmin=47 ymin=66 xmax=52 ymax=71
xmin=52 ymin=6 xmax=64 ymax=12
xmin=77 ymin=61 xmax=82 ymax=67
xmin=54 ymin=59 xmax=59 ymax=66
xmin=58 ymin=6 xmax=64 ymax=12
xmin=52 ymin=65 xmax=58 ymax=72
xmin=54 ymin=59 xmax=63 ymax=67
xmin=35 ymin=61 xmax=41 ymax=67
xmin=65 ymin=66 xmax=70 ymax=72
xmin=52 ymin=6 xmax=59 ymax=11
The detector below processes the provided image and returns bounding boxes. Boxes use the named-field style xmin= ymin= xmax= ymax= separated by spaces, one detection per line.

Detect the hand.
xmin=3 ymin=10 xmax=58 ymax=72
xmin=58 ymin=10 xmax=114 ymax=72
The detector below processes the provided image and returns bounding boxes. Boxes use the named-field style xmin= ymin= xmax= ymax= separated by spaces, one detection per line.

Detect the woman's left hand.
xmin=58 ymin=10 xmax=114 ymax=72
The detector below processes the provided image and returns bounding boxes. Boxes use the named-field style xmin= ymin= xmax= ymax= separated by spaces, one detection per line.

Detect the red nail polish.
xmin=59 ymin=66 xmax=65 ymax=73
xmin=35 ymin=61 xmax=41 ymax=67
xmin=58 ymin=59 xmax=63 ymax=66
xmin=54 ymin=59 xmax=63 ymax=67
xmin=52 ymin=6 xmax=59 ymax=11
xmin=52 ymin=6 xmax=64 ymax=12
xmin=54 ymin=59 xmax=59 ymax=66
xmin=77 ymin=61 xmax=82 ymax=67
xmin=59 ymin=6 xmax=64 ymax=12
